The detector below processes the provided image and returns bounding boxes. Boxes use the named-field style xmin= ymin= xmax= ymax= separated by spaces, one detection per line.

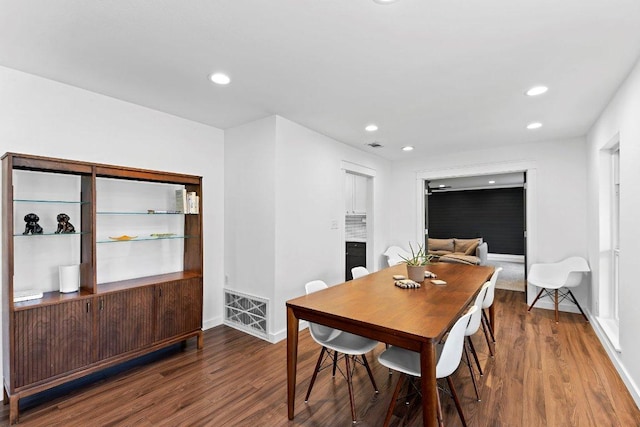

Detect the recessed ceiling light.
xmin=439 ymin=184 xmax=446 ymax=188
xmin=489 ymin=180 xmax=496 ymax=184
xmin=373 ymin=0 xmax=398 ymax=4
xmin=526 ymin=86 xmax=548 ymax=96
xmin=402 ymin=146 xmax=414 ymax=151
xmin=527 ymin=122 xmax=543 ymax=130
xmin=365 ymin=124 xmax=378 ymax=132
xmin=209 ymin=73 xmax=231 ymax=85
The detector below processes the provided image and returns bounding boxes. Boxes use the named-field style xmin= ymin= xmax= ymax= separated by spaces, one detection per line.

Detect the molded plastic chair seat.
xmin=480 ymin=267 xmax=502 ymax=355
xmin=313 ymin=329 xmax=378 ymax=355
xmin=464 ymin=282 xmax=491 ymax=401
xmin=383 ymin=246 xmax=410 ymax=267
xmin=304 ymin=280 xmax=379 ymax=424
xmin=377 ymin=306 xmax=477 ymax=427
xmin=527 ymin=256 xmax=590 ymax=323
xmin=350 ymin=266 xmax=370 ymax=280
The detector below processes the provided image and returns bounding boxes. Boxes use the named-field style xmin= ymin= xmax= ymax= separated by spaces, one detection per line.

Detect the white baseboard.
xmin=588 ymin=311 xmax=640 ymax=408
xmin=270 ymin=320 xmax=308 ymax=344
xmin=203 ymin=316 xmax=223 ymax=331
xmin=487 ymin=253 xmax=525 ymax=263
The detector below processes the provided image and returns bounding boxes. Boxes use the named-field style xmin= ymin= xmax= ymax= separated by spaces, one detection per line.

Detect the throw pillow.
xmin=454 ymin=238 xmax=480 ymax=255
xmin=428 ymin=238 xmax=454 ymax=252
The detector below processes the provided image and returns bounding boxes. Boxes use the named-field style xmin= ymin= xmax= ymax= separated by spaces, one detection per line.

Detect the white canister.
xmin=59 ymin=264 xmax=80 ymax=293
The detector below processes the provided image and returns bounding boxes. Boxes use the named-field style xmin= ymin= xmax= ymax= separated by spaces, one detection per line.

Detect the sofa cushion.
xmin=454 ymin=238 xmax=481 ymax=255
xmin=428 ymin=238 xmax=454 ymax=252
xmin=429 ymin=250 xmax=452 ymax=257
xmin=440 ymin=253 xmax=481 ymax=265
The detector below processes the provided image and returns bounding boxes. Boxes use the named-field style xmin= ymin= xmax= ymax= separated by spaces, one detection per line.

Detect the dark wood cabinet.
xmin=154 ymin=278 xmax=203 ymax=343
xmin=13 ymin=299 xmax=93 ymax=388
xmin=345 ymin=241 xmax=366 ymax=281
xmin=96 ymin=288 xmax=155 ymax=361
xmin=2 ymin=153 xmax=204 ymax=424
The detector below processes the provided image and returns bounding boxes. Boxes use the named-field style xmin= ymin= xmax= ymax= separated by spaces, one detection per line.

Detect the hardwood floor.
xmin=3 ymin=290 xmax=639 ymax=426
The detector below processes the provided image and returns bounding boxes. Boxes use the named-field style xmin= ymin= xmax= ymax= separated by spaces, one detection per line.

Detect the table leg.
xmin=420 ymin=340 xmax=438 ymax=427
xmin=287 ymin=306 xmax=300 ymax=420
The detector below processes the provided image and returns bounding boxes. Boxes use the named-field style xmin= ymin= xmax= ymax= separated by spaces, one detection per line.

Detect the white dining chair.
xmin=465 ymin=282 xmax=491 ymax=401
xmin=383 ymin=246 xmax=410 ymax=267
xmin=481 ymin=267 xmax=502 ymax=355
xmin=527 ymin=256 xmax=590 ymax=323
xmin=304 ymin=280 xmax=379 ymax=424
xmin=350 ymin=266 xmax=370 ymax=279
xmin=377 ymin=306 xmax=477 ymax=427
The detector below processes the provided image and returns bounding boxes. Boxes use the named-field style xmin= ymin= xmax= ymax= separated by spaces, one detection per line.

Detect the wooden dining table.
xmin=286 ymin=261 xmax=495 ymax=427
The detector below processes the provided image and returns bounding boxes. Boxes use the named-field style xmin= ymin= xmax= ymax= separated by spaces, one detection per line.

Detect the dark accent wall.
xmin=427 ymin=187 xmax=525 ymax=255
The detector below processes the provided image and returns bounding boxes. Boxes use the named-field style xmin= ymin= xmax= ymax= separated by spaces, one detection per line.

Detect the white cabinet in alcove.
xmin=345 ymin=173 xmax=367 ymax=215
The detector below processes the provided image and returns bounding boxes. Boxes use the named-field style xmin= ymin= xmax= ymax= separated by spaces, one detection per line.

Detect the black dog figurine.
xmin=23 ymin=213 xmax=43 ymax=235
xmin=55 ymin=213 xmax=75 ymax=234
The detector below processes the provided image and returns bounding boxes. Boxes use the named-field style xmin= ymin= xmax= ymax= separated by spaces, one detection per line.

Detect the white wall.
xmin=0 ymin=66 xmax=226 ymax=380
xmin=387 ymin=137 xmax=588 ymax=265
xmin=586 ymin=56 xmax=640 ymax=404
xmin=224 ymin=116 xmax=277 ymax=303
xmin=225 ymin=115 xmax=392 ymax=341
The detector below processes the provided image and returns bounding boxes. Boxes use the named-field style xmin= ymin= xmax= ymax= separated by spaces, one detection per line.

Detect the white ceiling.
xmin=1 ymin=0 xmax=639 ymax=160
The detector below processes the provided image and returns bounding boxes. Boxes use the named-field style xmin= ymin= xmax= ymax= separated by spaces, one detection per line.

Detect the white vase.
xmin=59 ymin=264 xmax=80 ymax=293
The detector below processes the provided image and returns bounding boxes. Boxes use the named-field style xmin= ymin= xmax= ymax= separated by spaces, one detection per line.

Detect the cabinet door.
xmin=96 ymin=287 xmax=155 ymax=360
xmin=353 ymin=174 xmax=368 ymax=214
xmin=13 ymin=299 xmax=93 ymax=388
xmin=155 ymin=278 xmax=202 ymax=342
xmin=345 ymin=173 xmax=355 ymax=214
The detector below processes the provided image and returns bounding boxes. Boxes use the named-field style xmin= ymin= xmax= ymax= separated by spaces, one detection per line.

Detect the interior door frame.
xmin=341 ymin=161 xmax=376 ymax=275
xmin=416 ymin=161 xmax=538 ymax=303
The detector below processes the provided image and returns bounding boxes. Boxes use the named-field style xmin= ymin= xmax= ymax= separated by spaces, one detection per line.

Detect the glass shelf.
xmin=97 ymin=235 xmax=197 ymax=244
xmin=14 ymin=199 xmax=89 ymax=204
xmin=14 ymin=232 xmax=89 ymax=237
xmin=97 ymin=211 xmax=184 ymax=215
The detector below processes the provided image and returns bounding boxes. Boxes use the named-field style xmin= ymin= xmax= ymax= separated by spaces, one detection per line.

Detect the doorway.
xmin=418 ymin=162 xmax=537 ymax=302
xmin=342 ymin=164 xmax=375 ymax=281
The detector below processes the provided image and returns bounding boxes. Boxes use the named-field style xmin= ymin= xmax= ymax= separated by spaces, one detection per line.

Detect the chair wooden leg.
xmin=481 ymin=317 xmax=495 ymax=357
xmin=361 ymin=354 xmax=379 ymax=393
xmin=332 ymin=350 xmax=338 ymax=376
xmin=383 ymin=373 xmax=405 ymax=427
xmin=447 ymin=376 xmax=468 ymax=427
xmin=436 ymin=382 xmax=444 ymax=427
xmin=305 ymin=347 xmax=326 ymax=402
xmin=555 ymin=289 xmax=559 ymax=323
xmin=482 ymin=309 xmax=496 ymax=343
xmin=528 ymin=288 xmax=546 ymax=311
xmin=567 ymin=289 xmax=589 ymax=322
xmin=464 ymin=343 xmax=481 ymax=401
xmin=345 ymin=355 xmax=357 ymax=424
xmin=467 ymin=336 xmax=483 ymax=376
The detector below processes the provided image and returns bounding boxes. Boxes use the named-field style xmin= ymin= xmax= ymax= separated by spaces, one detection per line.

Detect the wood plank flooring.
xmin=3 ymin=290 xmax=639 ymax=426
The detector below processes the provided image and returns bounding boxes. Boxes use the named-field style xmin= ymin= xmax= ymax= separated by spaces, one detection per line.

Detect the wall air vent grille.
xmin=223 ymin=289 xmax=269 ymax=340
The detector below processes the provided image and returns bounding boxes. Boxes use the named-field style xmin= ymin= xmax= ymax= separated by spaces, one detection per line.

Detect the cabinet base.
xmin=4 ymin=330 xmax=203 ymax=424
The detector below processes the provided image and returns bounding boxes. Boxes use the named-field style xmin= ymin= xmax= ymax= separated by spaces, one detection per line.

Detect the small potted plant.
xmin=400 ymin=242 xmax=436 ymax=282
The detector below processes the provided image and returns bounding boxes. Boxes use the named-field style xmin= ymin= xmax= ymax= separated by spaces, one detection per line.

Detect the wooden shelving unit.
xmin=2 ymin=153 xmax=203 ymax=424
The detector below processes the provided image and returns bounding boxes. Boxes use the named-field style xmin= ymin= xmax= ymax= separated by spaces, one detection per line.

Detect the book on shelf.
xmin=14 ymin=289 xmax=44 ymax=303
xmin=187 ymin=191 xmax=199 ymax=214
xmin=175 ymin=189 xmax=187 ymax=213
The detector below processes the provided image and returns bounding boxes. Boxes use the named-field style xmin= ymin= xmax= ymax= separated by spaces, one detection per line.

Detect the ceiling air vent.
xmin=366 ymin=142 xmax=383 ymax=148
